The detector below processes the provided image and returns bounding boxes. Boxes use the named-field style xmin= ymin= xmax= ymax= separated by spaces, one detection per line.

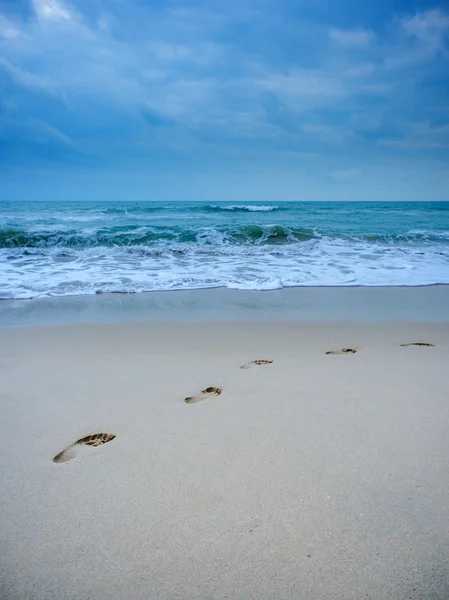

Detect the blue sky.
xmin=0 ymin=0 xmax=448 ymax=200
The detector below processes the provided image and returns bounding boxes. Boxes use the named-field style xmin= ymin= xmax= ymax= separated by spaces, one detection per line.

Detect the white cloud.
xmin=0 ymin=57 xmax=60 ymax=95
xmin=329 ymin=28 xmax=374 ymax=47
xmin=386 ymin=8 xmax=449 ymax=67
xmin=402 ymin=8 xmax=449 ymax=42
xmin=33 ymin=0 xmax=75 ymax=22
xmin=256 ymin=69 xmax=347 ymax=108
xmin=1 ymin=0 xmax=448 ymax=162
xmin=0 ymin=14 xmax=22 ymax=39
xmin=0 ymin=2 xmax=232 ymax=122
xmin=146 ymin=41 xmax=226 ymax=66
xmin=27 ymin=118 xmax=73 ymax=145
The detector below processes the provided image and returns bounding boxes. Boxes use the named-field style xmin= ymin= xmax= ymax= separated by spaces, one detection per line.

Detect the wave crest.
xmin=202 ymin=204 xmax=279 ymax=212
xmin=0 ymin=224 xmax=314 ymax=248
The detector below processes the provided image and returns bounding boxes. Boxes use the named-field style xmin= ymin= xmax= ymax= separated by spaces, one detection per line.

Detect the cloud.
xmin=28 ymin=118 xmax=73 ymax=145
xmin=329 ymin=28 xmax=374 ymax=47
xmin=402 ymin=8 xmax=449 ymax=46
xmin=33 ymin=0 xmax=74 ymax=22
xmin=258 ymin=69 xmax=347 ymax=101
xmin=0 ymin=13 xmax=22 ymax=38
xmin=0 ymin=57 xmax=60 ymax=95
xmin=0 ymin=0 xmax=448 ymax=199
xmin=378 ymin=121 xmax=449 ymax=149
xmin=385 ymin=8 xmax=449 ymax=67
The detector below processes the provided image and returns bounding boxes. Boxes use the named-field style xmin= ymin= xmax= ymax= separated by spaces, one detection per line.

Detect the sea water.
xmin=1 ymin=201 xmax=449 ymax=299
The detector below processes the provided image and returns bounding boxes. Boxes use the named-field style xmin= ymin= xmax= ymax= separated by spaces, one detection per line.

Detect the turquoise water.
xmin=1 ymin=201 xmax=449 ymax=298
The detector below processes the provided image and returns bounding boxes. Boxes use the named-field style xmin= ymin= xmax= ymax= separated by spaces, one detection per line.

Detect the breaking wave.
xmin=1 ymin=200 xmax=449 ymax=299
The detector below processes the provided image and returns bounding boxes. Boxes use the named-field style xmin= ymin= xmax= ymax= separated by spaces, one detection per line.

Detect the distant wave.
xmin=201 ymin=204 xmax=279 ymax=212
xmin=93 ymin=204 xmax=281 ymax=215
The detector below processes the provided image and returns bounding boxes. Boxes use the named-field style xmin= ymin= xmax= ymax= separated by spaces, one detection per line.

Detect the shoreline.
xmin=1 ymin=285 xmax=449 ymax=326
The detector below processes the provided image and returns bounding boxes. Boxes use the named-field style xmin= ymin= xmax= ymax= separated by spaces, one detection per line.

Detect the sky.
xmin=0 ymin=0 xmax=448 ymax=201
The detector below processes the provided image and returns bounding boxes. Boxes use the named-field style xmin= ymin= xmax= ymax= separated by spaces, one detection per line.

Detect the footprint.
xmin=53 ymin=433 xmax=116 ymax=463
xmin=240 ymin=359 xmax=273 ymax=369
xmin=325 ymin=348 xmax=357 ymax=355
xmin=185 ymin=386 xmax=223 ymax=404
xmin=400 ymin=342 xmax=435 ymax=347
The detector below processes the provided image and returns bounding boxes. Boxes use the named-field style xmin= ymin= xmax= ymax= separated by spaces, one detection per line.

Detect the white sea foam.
xmin=1 ymin=236 xmax=449 ymax=299
xmin=1 ymin=201 xmax=449 ymax=299
xmin=211 ymin=205 xmax=279 ymax=212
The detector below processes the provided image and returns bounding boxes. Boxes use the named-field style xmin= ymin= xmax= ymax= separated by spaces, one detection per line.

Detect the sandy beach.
xmin=2 ymin=0 xmax=449 ymax=592
xmin=1 ymin=305 xmax=449 ymax=599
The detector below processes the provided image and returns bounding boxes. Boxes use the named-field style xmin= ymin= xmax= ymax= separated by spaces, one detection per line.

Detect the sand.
xmin=2 ymin=285 xmax=449 ymax=326
xmin=1 ymin=320 xmax=449 ymax=600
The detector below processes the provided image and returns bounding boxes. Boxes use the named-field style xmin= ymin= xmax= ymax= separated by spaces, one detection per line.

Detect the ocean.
xmin=1 ymin=201 xmax=449 ymax=299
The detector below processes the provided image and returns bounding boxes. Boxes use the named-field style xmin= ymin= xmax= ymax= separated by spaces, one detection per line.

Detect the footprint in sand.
xmin=400 ymin=342 xmax=435 ymax=347
xmin=53 ymin=433 xmax=116 ymax=463
xmin=240 ymin=359 xmax=273 ymax=369
xmin=185 ymin=386 xmax=223 ymax=404
xmin=325 ymin=348 xmax=357 ymax=355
